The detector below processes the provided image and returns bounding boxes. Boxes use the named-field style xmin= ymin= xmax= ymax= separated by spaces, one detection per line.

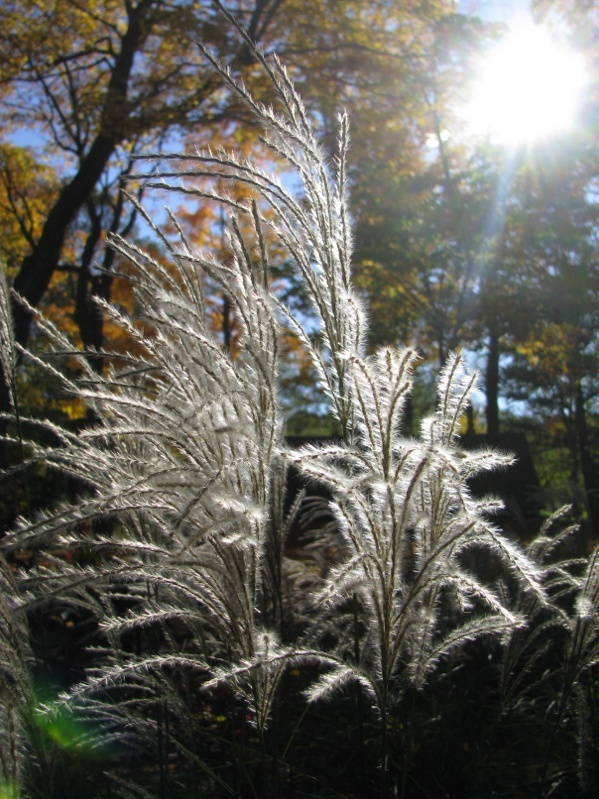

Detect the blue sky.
xmin=460 ymin=0 xmax=531 ymax=22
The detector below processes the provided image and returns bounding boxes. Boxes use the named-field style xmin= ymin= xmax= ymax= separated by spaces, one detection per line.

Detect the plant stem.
xmin=353 ymin=593 xmax=366 ymax=792
xmin=381 ymin=700 xmax=389 ymax=799
xmin=400 ymin=690 xmax=417 ymax=799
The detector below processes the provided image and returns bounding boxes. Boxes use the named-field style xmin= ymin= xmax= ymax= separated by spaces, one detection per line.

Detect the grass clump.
xmin=1 ymin=9 xmax=598 ymax=798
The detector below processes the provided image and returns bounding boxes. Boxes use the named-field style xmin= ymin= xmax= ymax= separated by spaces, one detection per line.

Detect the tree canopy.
xmin=1 ymin=0 xmax=598 ymax=530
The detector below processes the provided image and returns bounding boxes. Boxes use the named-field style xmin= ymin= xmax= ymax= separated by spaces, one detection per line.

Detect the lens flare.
xmin=0 ymin=782 xmax=19 ymax=799
xmin=32 ymin=687 xmax=116 ymax=758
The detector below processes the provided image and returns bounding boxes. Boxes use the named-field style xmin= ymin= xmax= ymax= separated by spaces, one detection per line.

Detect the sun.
xmin=463 ymin=22 xmax=587 ymax=145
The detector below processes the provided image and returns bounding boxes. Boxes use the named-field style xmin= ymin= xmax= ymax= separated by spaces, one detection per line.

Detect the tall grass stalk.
xmin=0 ymin=10 xmax=555 ymax=797
xmin=0 ymin=267 xmax=30 ymax=516
xmin=540 ymin=543 xmax=599 ymax=794
xmin=0 ymin=552 xmax=56 ymax=799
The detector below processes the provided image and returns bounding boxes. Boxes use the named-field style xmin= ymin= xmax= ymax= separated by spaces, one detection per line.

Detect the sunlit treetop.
xmin=461 ymin=20 xmax=587 ymax=144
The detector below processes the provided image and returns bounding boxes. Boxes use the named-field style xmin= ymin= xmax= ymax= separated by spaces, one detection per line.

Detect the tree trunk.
xmin=0 ymin=0 xmax=157 ymax=458
xmin=74 ymin=203 xmax=113 ymax=375
xmin=11 ymin=0 xmax=157 ymax=349
xmin=12 ymin=135 xmax=119 ymax=346
xmin=574 ymin=382 xmax=598 ymax=542
xmin=485 ymin=325 xmax=500 ymax=439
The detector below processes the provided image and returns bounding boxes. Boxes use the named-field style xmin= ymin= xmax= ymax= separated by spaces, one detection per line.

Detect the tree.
xmin=0 ymin=144 xmax=59 ymax=272
xmin=0 ymin=0 xmax=290 ymax=353
xmin=0 ymin=0 xmax=478 ymax=411
xmin=498 ymin=140 xmax=599 ymax=533
xmin=342 ymin=11 xmax=503 ymax=433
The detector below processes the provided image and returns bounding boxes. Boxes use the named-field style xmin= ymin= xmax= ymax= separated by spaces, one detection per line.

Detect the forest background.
xmin=0 ymin=0 xmax=598 ymax=537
